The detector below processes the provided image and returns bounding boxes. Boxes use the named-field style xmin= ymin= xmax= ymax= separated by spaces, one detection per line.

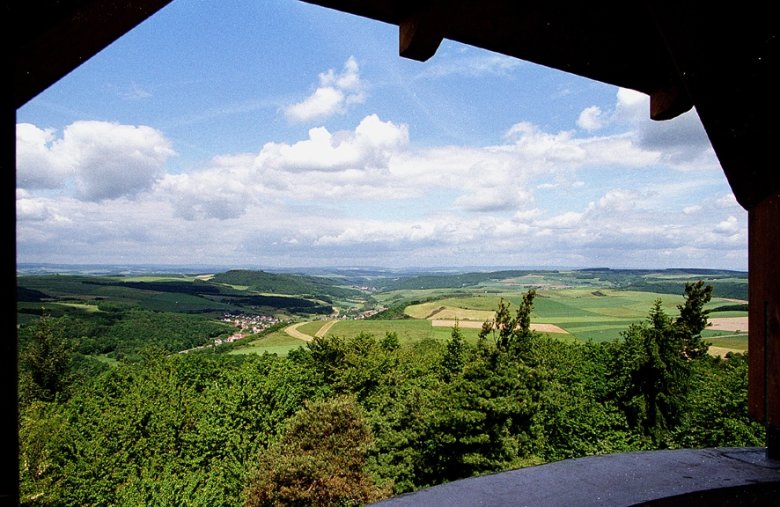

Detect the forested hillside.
xmin=17 ymin=281 xmax=761 ymax=506
xmin=211 ymin=269 xmax=363 ymax=301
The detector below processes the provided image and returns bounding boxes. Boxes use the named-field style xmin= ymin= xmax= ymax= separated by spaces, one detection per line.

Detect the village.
xmin=215 ymin=313 xmax=281 ymax=345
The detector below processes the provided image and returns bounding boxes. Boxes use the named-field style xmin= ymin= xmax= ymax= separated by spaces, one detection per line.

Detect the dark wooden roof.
xmin=307 ymin=1 xmax=682 ymax=104
xmin=13 ymin=0 xmax=173 ymax=110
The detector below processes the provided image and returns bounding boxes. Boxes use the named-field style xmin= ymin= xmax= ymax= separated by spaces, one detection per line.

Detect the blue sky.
xmin=16 ymin=0 xmax=747 ymax=270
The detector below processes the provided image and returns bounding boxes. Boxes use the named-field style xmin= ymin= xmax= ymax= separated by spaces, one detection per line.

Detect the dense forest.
xmin=17 ymin=281 xmax=762 ymax=506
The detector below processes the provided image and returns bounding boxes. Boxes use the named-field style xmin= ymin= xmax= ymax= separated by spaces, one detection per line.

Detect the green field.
xmin=325 ymin=320 xmax=480 ymax=344
xmin=298 ymin=320 xmax=330 ymax=337
xmin=400 ymin=288 xmax=747 ymax=345
xmin=229 ymin=332 xmax=308 ymax=356
xmin=706 ymin=334 xmax=749 ymax=350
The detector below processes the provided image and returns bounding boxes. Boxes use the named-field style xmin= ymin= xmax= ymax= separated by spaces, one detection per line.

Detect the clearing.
xmin=708 ymin=317 xmax=749 ymax=332
xmin=431 ymin=319 xmax=569 ymax=334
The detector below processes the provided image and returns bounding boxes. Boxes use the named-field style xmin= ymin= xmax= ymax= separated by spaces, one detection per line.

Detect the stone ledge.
xmin=372 ymin=448 xmax=780 ymax=506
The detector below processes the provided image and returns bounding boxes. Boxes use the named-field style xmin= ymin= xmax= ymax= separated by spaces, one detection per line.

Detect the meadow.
xmin=234 ymin=286 xmax=748 ymax=356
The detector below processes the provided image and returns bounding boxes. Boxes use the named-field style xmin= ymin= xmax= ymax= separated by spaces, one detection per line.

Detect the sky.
xmin=15 ymin=0 xmax=748 ymax=271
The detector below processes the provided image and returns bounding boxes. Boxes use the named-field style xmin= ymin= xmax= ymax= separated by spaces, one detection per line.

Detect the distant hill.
xmin=369 ymin=268 xmax=748 ymax=300
xmin=210 ymin=269 xmax=363 ymax=301
xmin=16 ymin=274 xmax=335 ymax=317
xmin=374 ymin=270 xmax=532 ymax=291
xmin=571 ymin=268 xmax=748 ymax=300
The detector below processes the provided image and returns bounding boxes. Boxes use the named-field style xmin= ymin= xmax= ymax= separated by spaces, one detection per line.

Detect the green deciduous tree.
xmin=244 ymin=396 xmax=387 ymax=506
xmin=672 ymin=354 xmax=764 ymax=448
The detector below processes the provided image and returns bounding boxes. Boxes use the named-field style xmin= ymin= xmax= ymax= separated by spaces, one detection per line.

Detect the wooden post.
xmin=748 ymin=191 xmax=780 ymax=459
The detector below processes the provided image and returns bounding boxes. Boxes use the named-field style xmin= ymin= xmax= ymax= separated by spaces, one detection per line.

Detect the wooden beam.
xmin=14 ymin=0 xmax=174 ymax=108
xmin=650 ymin=85 xmax=693 ymax=121
xmin=648 ymin=6 xmax=780 ymax=209
xmin=399 ymin=5 xmax=445 ymax=62
xmin=748 ymin=191 xmax=780 ymax=454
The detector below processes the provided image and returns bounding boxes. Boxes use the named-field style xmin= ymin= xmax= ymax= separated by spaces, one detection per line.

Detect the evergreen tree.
xmin=20 ymin=313 xmax=72 ymax=403
xmin=478 ymin=289 xmax=536 ymax=357
xmin=440 ymin=322 xmax=465 ymax=381
xmin=675 ymin=280 xmax=713 ymax=359
xmin=617 ymin=300 xmax=690 ymax=445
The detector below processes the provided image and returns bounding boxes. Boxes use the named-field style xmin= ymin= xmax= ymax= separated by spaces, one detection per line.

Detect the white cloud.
xmin=714 ymin=216 xmax=740 ymax=236
xmin=16 ymin=123 xmax=71 ymax=189
xmin=156 ymin=115 xmax=411 ymax=220
xmin=258 ymin=114 xmax=408 ymax=173
xmin=417 ymin=53 xmax=522 ymax=79
xmin=612 ymin=88 xmax=716 ymax=170
xmin=683 ymin=205 xmax=702 ymax=215
xmin=16 ymin=195 xmax=62 ymax=222
xmin=594 ymin=189 xmax=641 ymax=213
xmin=504 ymin=122 xmax=586 ymax=164
xmin=283 ymin=56 xmax=366 ymax=122
xmin=455 ymin=187 xmax=534 ymax=213
xmin=714 ymin=193 xmax=740 ymax=209
xmin=17 ymin=104 xmax=746 ymax=269
xmin=577 ymin=106 xmax=605 ymax=131
xmin=16 ymin=121 xmax=174 ymax=201
xmin=154 ymin=152 xmax=262 ymax=221
xmin=285 ymin=87 xmax=343 ymax=122
xmin=539 ymin=211 xmax=584 ymax=229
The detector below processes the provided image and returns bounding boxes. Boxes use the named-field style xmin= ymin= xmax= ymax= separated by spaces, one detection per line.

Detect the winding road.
xmin=284 ymin=319 xmax=338 ymax=342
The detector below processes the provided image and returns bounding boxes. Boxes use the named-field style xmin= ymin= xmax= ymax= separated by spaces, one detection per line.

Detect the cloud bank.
xmin=16 ymin=86 xmax=745 ymax=269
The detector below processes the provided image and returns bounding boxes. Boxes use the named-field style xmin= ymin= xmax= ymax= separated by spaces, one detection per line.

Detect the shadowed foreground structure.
xmin=372 ymin=448 xmax=779 ymax=506
xmin=10 ymin=0 xmax=780 ymax=504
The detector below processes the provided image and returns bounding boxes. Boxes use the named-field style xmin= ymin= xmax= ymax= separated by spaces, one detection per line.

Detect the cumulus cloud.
xmin=154 ymin=152 xmax=268 ymax=221
xmin=16 ymin=120 xmax=174 ymax=201
xmin=16 ymin=194 xmax=65 ymax=223
xmin=16 ymin=123 xmax=71 ymax=189
xmin=714 ymin=216 xmax=740 ymax=236
xmin=146 ymin=107 xmax=725 ymax=235
xmin=714 ymin=193 xmax=740 ymax=209
xmin=577 ymin=106 xmax=605 ymax=131
xmin=504 ymin=122 xmax=588 ymax=164
xmin=258 ymin=114 xmax=408 ymax=173
xmin=613 ymin=88 xmax=716 ymax=169
xmin=284 ymin=56 xmax=366 ymax=122
xmin=683 ymin=205 xmax=702 ymax=215
xmin=594 ymin=189 xmax=642 ymax=213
